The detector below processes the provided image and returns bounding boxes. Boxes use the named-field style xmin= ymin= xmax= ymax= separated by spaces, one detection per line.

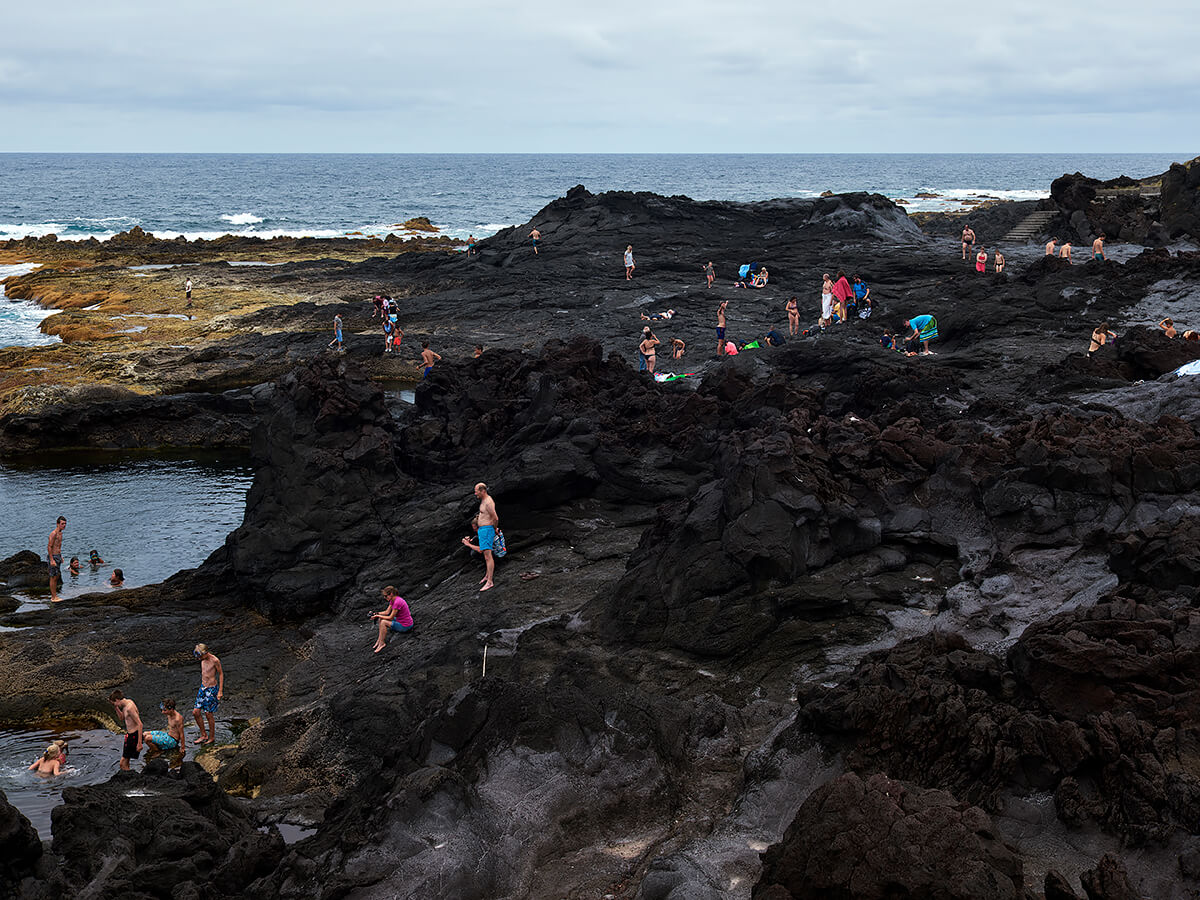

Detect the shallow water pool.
xmin=0 ymin=725 xmax=126 ymax=839
xmin=0 ymin=451 xmax=253 ymax=597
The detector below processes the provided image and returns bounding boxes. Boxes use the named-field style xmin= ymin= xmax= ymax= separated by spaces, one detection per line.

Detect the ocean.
xmin=0 ymin=152 xmax=1187 ymax=246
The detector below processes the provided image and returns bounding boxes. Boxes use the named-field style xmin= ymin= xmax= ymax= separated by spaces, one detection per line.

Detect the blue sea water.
xmin=0 ymin=152 xmax=1188 ymax=245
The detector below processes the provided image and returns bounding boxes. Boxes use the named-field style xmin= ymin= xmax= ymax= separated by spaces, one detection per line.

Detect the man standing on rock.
xmin=1092 ymin=233 xmax=1107 ymax=262
xmin=716 ymin=301 xmax=728 ymax=356
xmin=191 ymin=643 xmax=224 ymax=746
xmin=109 ymin=690 xmax=143 ymax=771
xmin=529 ymin=228 xmax=541 ymax=255
xmin=960 ymin=225 xmax=975 ymax=260
xmin=465 ymin=483 xmax=499 ymax=592
xmin=47 ymin=515 xmax=66 ymax=603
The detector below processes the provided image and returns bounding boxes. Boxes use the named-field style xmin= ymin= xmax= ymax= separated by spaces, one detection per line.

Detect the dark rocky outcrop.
xmin=753 ymin=772 xmax=1024 ymax=899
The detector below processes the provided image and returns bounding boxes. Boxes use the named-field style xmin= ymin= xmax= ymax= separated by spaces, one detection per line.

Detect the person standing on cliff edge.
xmin=191 ymin=644 xmax=224 ymax=746
xmin=462 ymin=483 xmax=499 ymax=592
xmin=47 ymin=515 xmax=66 ymax=602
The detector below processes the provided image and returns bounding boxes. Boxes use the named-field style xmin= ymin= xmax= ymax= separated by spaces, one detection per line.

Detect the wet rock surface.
xmin=2 ymin=182 xmax=1199 ymax=898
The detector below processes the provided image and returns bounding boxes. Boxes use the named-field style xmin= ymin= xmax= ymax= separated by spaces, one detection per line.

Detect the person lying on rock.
xmin=641 ymin=309 xmax=676 ymax=321
xmin=145 ymin=698 xmax=185 ymax=756
xmin=1159 ymin=317 xmax=1178 ymax=338
xmin=28 ymin=743 xmax=62 ymax=776
xmin=1088 ymin=322 xmax=1116 ymax=356
xmin=371 ymin=586 xmax=414 ymax=653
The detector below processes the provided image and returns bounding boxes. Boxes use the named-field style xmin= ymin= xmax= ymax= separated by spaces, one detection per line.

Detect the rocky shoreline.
xmin=2 ymin=161 xmax=1200 ymax=899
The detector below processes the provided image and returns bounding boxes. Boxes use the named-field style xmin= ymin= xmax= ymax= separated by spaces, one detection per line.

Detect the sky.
xmin=1 ymin=0 xmax=1197 ymax=152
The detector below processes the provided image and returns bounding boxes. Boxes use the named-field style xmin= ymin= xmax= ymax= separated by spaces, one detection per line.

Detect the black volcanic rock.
xmin=753 ymin=772 xmax=1024 ymax=900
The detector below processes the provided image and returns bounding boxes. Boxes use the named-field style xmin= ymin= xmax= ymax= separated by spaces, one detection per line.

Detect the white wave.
xmin=220 ymin=213 xmax=265 ymax=226
xmin=0 ymin=223 xmax=70 ymax=241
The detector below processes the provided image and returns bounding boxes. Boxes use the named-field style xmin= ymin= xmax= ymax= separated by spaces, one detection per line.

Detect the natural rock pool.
xmin=0 ymin=451 xmax=254 ymax=597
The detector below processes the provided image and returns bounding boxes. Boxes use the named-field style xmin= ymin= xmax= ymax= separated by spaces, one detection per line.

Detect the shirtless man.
xmin=703 ymin=261 xmax=715 ymax=288
xmin=420 ymin=342 xmax=442 ymax=378
xmin=639 ymin=333 xmax=660 ymax=374
xmin=47 ymin=516 xmax=66 ymax=602
xmin=961 ymin=225 xmax=976 ymax=259
xmin=144 ymin=698 xmax=186 ymax=756
xmin=1045 ymin=237 xmax=1059 ymax=256
xmin=191 ymin=644 xmax=224 ymax=745
xmin=529 ymin=228 xmax=541 ymax=255
xmin=786 ymin=296 xmax=800 ymax=335
xmin=109 ymin=690 xmax=143 ymax=771
xmin=716 ymin=301 xmax=728 ymax=356
xmin=1059 ymin=242 xmax=1072 ymax=263
xmin=466 ymin=483 xmax=499 ymax=592
xmin=1092 ymin=233 xmax=1107 ymax=261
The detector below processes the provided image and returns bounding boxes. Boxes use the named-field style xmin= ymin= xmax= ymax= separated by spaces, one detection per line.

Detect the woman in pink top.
xmin=371 ymin=585 xmax=414 ymax=653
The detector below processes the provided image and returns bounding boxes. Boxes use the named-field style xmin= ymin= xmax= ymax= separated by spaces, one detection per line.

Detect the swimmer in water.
xmin=28 ymin=744 xmax=62 ymax=776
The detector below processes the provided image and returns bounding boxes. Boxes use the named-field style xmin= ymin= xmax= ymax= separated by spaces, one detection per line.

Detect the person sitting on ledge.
xmin=371 ymin=586 xmax=413 ymax=653
xmin=1159 ymin=317 xmax=1178 ymax=338
xmin=641 ymin=309 xmax=676 ymax=321
xmin=1088 ymin=322 xmax=1117 ymax=356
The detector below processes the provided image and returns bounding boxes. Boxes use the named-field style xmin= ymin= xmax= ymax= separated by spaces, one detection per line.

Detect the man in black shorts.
xmin=109 ymin=690 xmax=143 ymax=771
xmin=47 ymin=515 xmax=66 ymax=602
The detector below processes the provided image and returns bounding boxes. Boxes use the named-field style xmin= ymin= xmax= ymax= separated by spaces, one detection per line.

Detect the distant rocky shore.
xmin=2 ymin=161 xmax=1200 ymax=899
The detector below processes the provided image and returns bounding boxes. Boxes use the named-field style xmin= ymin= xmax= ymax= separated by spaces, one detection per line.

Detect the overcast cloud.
xmin=0 ymin=0 xmax=1196 ymax=151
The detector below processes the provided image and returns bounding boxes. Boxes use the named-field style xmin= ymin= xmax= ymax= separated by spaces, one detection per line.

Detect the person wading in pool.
xmin=191 ymin=644 xmax=224 ymax=746
xmin=109 ymin=690 xmax=143 ymax=771
xmin=461 ymin=482 xmax=499 ymax=592
xmin=47 ymin=516 xmax=66 ymax=602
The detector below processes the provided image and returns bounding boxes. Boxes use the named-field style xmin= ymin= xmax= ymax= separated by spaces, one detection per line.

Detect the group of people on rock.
xmin=45 ymin=517 xmax=123 ymax=603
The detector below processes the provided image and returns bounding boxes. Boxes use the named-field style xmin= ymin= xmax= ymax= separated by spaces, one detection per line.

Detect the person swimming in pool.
xmin=144 ymin=698 xmax=186 ymax=756
xmin=28 ymin=743 xmax=62 ymax=776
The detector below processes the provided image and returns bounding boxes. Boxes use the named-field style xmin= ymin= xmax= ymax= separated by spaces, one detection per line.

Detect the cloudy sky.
xmin=2 ymin=0 xmax=1196 ymax=152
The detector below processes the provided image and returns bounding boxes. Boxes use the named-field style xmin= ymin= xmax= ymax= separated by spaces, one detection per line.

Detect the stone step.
xmin=1002 ymin=211 xmax=1057 ymax=243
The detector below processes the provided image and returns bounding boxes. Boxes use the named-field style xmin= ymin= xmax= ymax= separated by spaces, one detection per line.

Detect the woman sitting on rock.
xmin=371 ymin=586 xmax=414 ymax=653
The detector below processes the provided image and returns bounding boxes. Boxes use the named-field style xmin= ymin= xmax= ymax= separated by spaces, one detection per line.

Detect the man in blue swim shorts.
xmin=145 ymin=697 xmax=185 ymax=754
xmin=191 ymin=643 xmax=224 ymax=746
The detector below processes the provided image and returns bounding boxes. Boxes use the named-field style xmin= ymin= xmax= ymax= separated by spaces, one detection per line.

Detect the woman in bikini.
xmin=786 ymin=296 xmax=800 ymax=335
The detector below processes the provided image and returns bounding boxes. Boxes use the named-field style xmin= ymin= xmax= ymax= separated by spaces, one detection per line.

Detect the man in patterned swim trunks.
xmin=191 ymin=643 xmax=224 ymax=746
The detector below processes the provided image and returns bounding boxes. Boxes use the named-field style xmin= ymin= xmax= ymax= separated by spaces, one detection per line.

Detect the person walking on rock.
xmin=624 ymin=245 xmax=635 ymax=280
xmin=329 ymin=313 xmax=344 ymax=351
xmin=961 ymin=225 xmax=975 ymax=260
xmin=716 ymin=301 xmax=728 ymax=356
xmin=109 ymin=690 xmax=143 ymax=771
xmin=191 ymin=644 xmax=224 ymax=746
xmin=463 ymin=483 xmax=499 ymax=592
xmin=47 ymin=515 xmax=66 ymax=603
